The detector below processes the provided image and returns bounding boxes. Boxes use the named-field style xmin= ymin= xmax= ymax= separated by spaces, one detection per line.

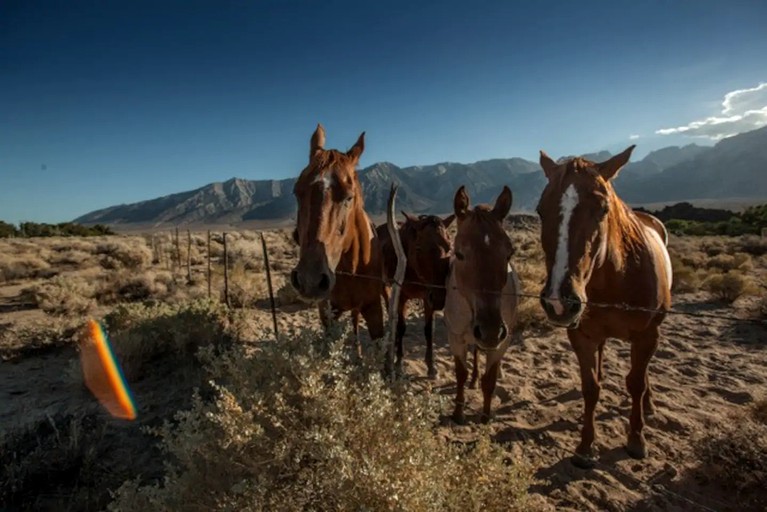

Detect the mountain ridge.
xmin=75 ymin=127 xmax=767 ymax=226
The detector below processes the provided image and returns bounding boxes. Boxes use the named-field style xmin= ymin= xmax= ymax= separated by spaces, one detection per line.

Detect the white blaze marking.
xmin=484 ymin=234 xmax=490 ymax=246
xmin=312 ymin=172 xmax=333 ymax=189
xmin=547 ymin=184 xmax=579 ymax=315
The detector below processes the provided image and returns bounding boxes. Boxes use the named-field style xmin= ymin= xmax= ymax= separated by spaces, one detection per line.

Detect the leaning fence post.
xmin=223 ymin=232 xmax=231 ymax=308
xmin=207 ymin=230 xmax=212 ymax=298
xmin=186 ymin=229 xmax=192 ymax=284
xmin=261 ymin=233 xmax=279 ymax=337
xmin=386 ymin=183 xmax=406 ymax=379
xmin=175 ymin=226 xmax=181 ymax=271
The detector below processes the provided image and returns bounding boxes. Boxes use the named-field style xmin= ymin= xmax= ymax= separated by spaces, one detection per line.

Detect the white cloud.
xmin=656 ymin=82 xmax=767 ymax=140
xmin=629 ymin=134 xmax=640 ymax=140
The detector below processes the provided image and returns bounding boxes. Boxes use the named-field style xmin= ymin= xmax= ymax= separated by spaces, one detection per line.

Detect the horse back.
xmin=634 ymin=210 xmax=668 ymax=246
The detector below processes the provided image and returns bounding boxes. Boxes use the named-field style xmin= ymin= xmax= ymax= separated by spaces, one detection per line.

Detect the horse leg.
xmin=643 ymin=375 xmax=656 ymax=417
xmin=626 ymin=328 xmax=659 ymax=459
xmin=423 ymin=299 xmax=437 ymax=379
xmin=395 ymin=299 xmax=407 ymax=375
xmin=597 ymin=341 xmax=605 ymax=382
xmin=568 ymin=329 xmax=604 ymax=468
xmin=480 ymin=357 xmax=501 ymax=423
xmin=468 ymin=345 xmax=479 ymax=389
xmin=449 ymin=333 xmax=468 ymax=424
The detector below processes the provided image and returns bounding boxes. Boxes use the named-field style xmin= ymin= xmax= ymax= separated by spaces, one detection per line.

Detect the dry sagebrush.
xmin=109 ymin=326 xmax=537 ymax=512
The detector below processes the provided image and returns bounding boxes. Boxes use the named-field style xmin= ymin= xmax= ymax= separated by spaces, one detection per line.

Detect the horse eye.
xmin=455 ymin=251 xmax=465 ymax=261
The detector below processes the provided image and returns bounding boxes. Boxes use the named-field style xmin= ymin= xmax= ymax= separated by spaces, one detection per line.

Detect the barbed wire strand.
xmin=334 ymin=270 xmax=767 ymax=326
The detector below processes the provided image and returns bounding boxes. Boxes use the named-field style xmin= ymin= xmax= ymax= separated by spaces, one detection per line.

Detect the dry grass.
xmin=32 ymin=275 xmax=97 ymax=316
xmin=102 ymin=298 xmax=239 ymax=379
xmin=108 ymin=324 xmax=537 ymax=511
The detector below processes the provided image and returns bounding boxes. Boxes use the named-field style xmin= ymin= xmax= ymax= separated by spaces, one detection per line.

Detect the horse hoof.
xmin=427 ymin=367 xmax=438 ymax=380
xmin=626 ymin=436 xmax=648 ymax=459
xmin=480 ymin=413 xmax=493 ymax=424
xmin=571 ymin=452 xmax=597 ymax=469
xmin=452 ymin=409 xmax=465 ymax=425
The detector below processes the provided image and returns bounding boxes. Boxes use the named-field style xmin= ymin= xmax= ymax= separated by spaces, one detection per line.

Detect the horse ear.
xmin=442 ymin=214 xmax=455 ymax=228
xmin=453 ymin=186 xmax=470 ymax=219
xmin=310 ymin=124 xmax=325 ymax=159
xmin=347 ymin=131 xmax=365 ymax=161
xmin=539 ymin=150 xmax=559 ymax=179
xmin=401 ymin=210 xmax=418 ymax=223
xmin=493 ymin=186 xmax=513 ymax=220
xmin=598 ymin=145 xmax=635 ymax=181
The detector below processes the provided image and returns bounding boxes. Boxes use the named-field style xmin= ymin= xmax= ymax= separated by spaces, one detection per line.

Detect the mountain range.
xmin=75 ymin=126 xmax=767 ymax=226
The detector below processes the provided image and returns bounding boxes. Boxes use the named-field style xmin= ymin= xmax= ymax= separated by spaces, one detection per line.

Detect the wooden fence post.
xmin=261 ymin=233 xmax=279 ymax=337
xmin=223 ymin=232 xmax=230 ymax=308
xmin=386 ymin=183 xmax=406 ymax=379
xmin=207 ymin=230 xmax=212 ymax=298
xmin=186 ymin=229 xmax=192 ymax=283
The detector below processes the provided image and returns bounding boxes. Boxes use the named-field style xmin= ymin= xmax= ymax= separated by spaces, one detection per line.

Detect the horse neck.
xmin=600 ymin=191 xmax=646 ymax=276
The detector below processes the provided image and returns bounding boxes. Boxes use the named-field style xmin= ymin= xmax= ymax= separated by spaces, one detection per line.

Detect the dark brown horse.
xmin=291 ymin=124 xmax=385 ymax=344
xmin=536 ymin=146 xmax=672 ymax=468
xmin=444 ymin=186 xmax=520 ymax=423
xmin=377 ymin=212 xmax=455 ymax=378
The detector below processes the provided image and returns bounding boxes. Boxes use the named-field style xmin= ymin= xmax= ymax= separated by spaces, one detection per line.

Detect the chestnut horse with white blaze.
xmin=291 ymin=124 xmax=385 ymax=343
xmin=377 ymin=212 xmax=455 ymax=378
xmin=536 ymin=145 xmax=672 ymax=468
xmin=444 ymin=186 xmax=520 ymax=423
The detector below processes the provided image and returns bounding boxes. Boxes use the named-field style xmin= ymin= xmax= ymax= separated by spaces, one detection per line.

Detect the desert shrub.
xmin=97 ymin=271 xmax=175 ymax=304
xmin=96 ymin=240 xmax=152 ymax=270
xmin=693 ymin=399 xmax=767 ymax=510
xmin=32 ymin=275 xmax=97 ymax=316
xmin=707 ymin=253 xmax=752 ymax=271
xmin=0 ymin=254 xmax=53 ymax=282
xmin=702 ymin=272 xmax=754 ymax=303
xmin=48 ymin=249 xmax=95 ymax=268
xmin=102 ymin=299 xmax=238 ymax=379
xmin=108 ymin=326 xmax=536 ymax=512
xmin=701 ymin=239 xmax=726 ymax=257
xmin=670 ymin=255 xmax=701 ymax=293
xmin=225 ymin=261 xmax=267 ymax=308
xmin=737 ymin=235 xmax=767 ymax=257
xmin=0 ymin=317 xmax=81 ymax=360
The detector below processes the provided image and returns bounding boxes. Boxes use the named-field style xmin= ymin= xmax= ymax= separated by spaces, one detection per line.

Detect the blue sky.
xmin=2 ymin=0 xmax=766 ymax=223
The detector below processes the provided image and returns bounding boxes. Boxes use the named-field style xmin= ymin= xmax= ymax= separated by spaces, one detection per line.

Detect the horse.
xmin=377 ymin=212 xmax=455 ymax=378
xmin=536 ymin=145 xmax=672 ymax=468
xmin=444 ymin=185 xmax=520 ymax=423
xmin=290 ymin=124 xmax=385 ymax=345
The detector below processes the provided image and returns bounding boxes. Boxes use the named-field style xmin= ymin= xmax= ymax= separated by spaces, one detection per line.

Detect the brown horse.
xmin=536 ymin=146 xmax=672 ymax=468
xmin=444 ymin=186 xmax=520 ymax=423
xmin=291 ymin=124 xmax=385 ymax=344
xmin=377 ymin=212 xmax=455 ymax=378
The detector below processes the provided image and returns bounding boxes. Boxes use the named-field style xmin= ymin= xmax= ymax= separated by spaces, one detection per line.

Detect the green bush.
xmin=108 ymin=326 xmax=537 ymax=512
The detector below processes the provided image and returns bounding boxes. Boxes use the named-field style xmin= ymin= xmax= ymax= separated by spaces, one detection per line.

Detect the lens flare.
xmin=79 ymin=319 xmax=137 ymax=420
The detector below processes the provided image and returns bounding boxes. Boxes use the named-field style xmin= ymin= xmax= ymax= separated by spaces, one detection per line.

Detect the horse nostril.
xmin=473 ymin=325 xmax=482 ymax=341
xmin=317 ymin=273 xmax=331 ymax=292
xmin=290 ymin=270 xmax=301 ymax=290
xmin=499 ymin=323 xmax=508 ymax=341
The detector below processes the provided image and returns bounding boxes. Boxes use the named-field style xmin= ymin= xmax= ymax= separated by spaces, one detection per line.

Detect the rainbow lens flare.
xmin=79 ymin=319 xmax=137 ymax=420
